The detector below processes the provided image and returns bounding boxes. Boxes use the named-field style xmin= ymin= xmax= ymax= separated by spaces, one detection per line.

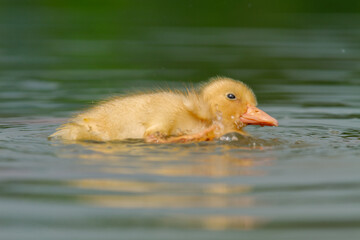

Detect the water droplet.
xmin=234 ymin=120 xmax=244 ymax=129
xmin=329 ymin=129 xmax=341 ymax=135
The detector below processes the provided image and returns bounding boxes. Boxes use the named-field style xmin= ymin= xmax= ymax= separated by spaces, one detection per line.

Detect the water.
xmin=1 ymin=2 xmax=360 ymax=239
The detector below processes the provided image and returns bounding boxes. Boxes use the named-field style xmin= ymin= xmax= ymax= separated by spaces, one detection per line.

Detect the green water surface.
xmin=1 ymin=1 xmax=360 ymax=240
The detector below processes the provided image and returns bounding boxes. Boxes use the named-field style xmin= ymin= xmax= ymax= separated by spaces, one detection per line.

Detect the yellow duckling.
xmin=50 ymin=77 xmax=278 ymax=143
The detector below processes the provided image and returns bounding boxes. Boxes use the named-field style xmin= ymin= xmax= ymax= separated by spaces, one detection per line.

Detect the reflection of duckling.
xmin=50 ymin=77 xmax=278 ymax=143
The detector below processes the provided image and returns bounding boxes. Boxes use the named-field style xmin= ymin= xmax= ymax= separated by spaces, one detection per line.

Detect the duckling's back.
xmin=49 ymin=91 xmax=211 ymax=141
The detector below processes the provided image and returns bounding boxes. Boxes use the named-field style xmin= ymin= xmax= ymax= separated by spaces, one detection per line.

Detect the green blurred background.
xmin=2 ymin=0 xmax=360 ymax=28
xmin=2 ymin=0 xmax=360 ymax=66
xmin=1 ymin=0 xmax=360 ymax=111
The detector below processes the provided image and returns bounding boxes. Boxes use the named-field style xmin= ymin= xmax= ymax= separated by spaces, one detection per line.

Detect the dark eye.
xmin=227 ymin=93 xmax=236 ymax=100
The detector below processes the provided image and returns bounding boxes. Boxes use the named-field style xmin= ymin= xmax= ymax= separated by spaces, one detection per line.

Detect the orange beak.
xmin=239 ymin=105 xmax=278 ymax=127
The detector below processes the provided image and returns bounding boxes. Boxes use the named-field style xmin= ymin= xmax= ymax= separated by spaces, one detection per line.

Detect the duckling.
xmin=50 ymin=77 xmax=278 ymax=143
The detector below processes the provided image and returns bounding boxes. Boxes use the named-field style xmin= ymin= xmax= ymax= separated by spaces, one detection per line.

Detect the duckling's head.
xmin=201 ymin=77 xmax=278 ymax=131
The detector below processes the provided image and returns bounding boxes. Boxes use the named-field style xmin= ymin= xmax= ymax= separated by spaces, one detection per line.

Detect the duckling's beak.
xmin=239 ymin=105 xmax=278 ymax=127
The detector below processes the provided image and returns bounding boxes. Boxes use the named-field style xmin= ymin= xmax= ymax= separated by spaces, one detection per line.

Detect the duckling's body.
xmin=50 ymin=77 xmax=278 ymax=143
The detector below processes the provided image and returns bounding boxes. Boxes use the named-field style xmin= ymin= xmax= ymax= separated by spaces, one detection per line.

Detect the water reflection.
xmin=54 ymin=138 xmax=276 ymax=231
xmin=75 ymin=191 xmax=255 ymax=209
xmin=51 ymin=137 xmax=275 ymax=230
xmin=54 ymin=135 xmax=277 ymax=178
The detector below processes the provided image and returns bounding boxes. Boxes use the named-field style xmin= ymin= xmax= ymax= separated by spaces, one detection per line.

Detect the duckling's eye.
xmin=227 ymin=93 xmax=236 ymax=100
